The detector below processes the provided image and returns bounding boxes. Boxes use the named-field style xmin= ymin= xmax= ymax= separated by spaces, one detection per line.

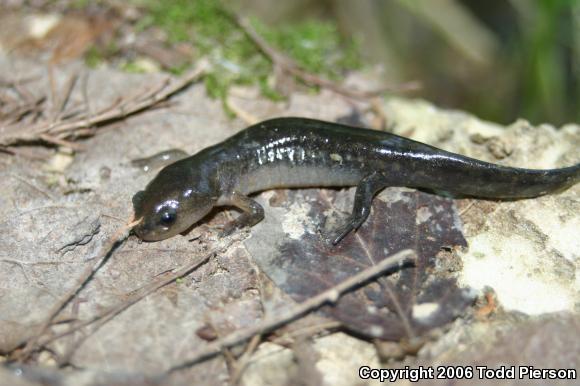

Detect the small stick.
xmin=0 ymin=60 xmax=208 ymax=148
xmin=0 ymin=75 xmax=39 ymax=87
xmin=459 ymin=199 xmax=477 ymax=216
xmin=15 ymin=214 xmax=139 ymax=361
xmin=0 ymin=258 xmax=79 ymax=266
xmin=225 ymin=96 xmax=260 ymax=125
xmin=270 ymin=321 xmax=342 ymax=346
xmin=234 ymin=15 xmax=420 ymax=99
xmin=48 ymin=65 xmax=206 ymax=137
xmin=57 ymin=72 xmax=79 ymax=115
xmin=47 ymin=64 xmax=58 ymax=120
xmin=0 ymin=145 xmax=49 ymax=160
xmin=33 ymin=234 xmax=243 ymax=349
xmin=2 ymin=95 xmax=45 ymax=125
xmin=13 ymin=80 xmax=38 ymax=106
xmin=38 ymin=133 xmax=85 ymax=150
xmin=229 ymin=335 xmax=262 ymax=385
xmin=353 ymin=231 xmax=416 ymax=339
xmin=81 ymin=71 xmax=92 ymax=118
xmin=164 ymin=249 xmax=415 ymax=374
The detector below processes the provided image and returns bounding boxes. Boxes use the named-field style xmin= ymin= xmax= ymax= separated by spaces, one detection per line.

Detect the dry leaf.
xmin=246 ymin=188 xmax=474 ymax=341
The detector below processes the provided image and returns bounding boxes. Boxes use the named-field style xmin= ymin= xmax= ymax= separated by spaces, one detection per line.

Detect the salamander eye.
xmin=160 ymin=210 xmax=176 ymax=226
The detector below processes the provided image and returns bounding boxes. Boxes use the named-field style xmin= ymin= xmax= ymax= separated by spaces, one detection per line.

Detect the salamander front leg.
xmin=327 ymin=172 xmax=389 ymax=245
xmin=218 ymin=192 xmax=265 ymax=236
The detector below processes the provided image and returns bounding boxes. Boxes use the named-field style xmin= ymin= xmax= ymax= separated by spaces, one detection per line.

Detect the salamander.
xmin=132 ymin=117 xmax=580 ymax=244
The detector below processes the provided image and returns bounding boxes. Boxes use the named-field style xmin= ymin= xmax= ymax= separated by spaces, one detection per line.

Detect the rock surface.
xmin=0 ymin=56 xmax=578 ymax=385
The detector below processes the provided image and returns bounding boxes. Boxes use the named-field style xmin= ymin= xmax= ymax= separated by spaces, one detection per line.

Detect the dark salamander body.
xmin=132 ymin=117 xmax=580 ymax=243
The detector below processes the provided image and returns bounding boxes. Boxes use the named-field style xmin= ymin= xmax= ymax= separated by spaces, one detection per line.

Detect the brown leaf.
xmin=44 ymin=12 xmax=117 ymax=64
xmin=246 ymin=188 xmax=474 ymax=341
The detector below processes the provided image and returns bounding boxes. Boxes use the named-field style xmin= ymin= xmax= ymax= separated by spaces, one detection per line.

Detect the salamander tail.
xmin=454 ymin=162 xmax=580 ymax=199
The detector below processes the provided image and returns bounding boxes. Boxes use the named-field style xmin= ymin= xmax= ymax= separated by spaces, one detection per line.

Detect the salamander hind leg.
xmin=217 ymin=192 xmax=265 ymax=237
xmin=326 ymin=172 xmax=390 ymax=245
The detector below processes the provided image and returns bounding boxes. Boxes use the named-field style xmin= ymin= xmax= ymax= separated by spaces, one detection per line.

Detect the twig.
xmin=81 ymin=71 xmax=91 ymax=118
xmin=233 ymin=15 xmax=420 ymax=99
xmin=354 ymin=231 xmax=416 ymax=340
xmin=48 ymin=65 xmax=58 ymax=121
xmin=369 ymin=97 xmax=388 ymax=130
xmin=225 ymin=95 xmax=259 ymax=125
xmin=55 ymin=71 xmax=80 ymax=118
xmin=52 ymin=64 xmax=204 ymax=137
xmin=230 ymin=335 xmax=262 ymax=385
xmin=38 ymin=133 xmax=86 ymax=150
xmin=53 ymin=75 xmax=196 ymax=137
xmin=0 ymin=145 xmax=49 ymax=160
xmin=0 ymin=60 xmax=208 ymax=148
xmin=14 ymin=214 xmax=139 ymax=361
xmin=459 ymin=199 xmax=477 ymax=216
xmin=1 ymin=93 xmax=45 ymax=125
xmin=35 ymin=234 xmax=243 ymax=350
xmin=0 ymin=76 xmax=39 ymax=87
xmin=270 ymin=321 xmax=342 ymax=345
xmin=0 ymin=258 xmax=79 ymax=266
xmin=163 ymin=249 xmax=415 ymax=374
xmin=13 ymin=80 xmax=39 ymax=107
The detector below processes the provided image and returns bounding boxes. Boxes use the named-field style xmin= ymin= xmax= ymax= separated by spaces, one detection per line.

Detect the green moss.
xmin=258 ymin=77 xmax=285 ymax=101
xmin=120 ymin=60 xmax=150 ymax=73
xmin=204 ymin=72 xmax=229 ymax=100
xmin=85 ymin=46 xmax=104 ymax=68
xmin=70 ymin=0 xmax=93 ymax=9
xmin=84 ymin=42 xmax=119 ymax=68
xmin=131 ymin=0 xmax=360 ymax=103
xmin=139 ymin=0 xmax=235 ymax=46
xmin=167 ymin=62 xmax=191 ymax=75
xmin=254 ymin=19 xmax=361 ymax=79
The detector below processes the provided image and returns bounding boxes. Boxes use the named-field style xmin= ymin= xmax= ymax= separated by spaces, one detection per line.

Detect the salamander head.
xmin=132 ymin=166 xmax=216 ymax=241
